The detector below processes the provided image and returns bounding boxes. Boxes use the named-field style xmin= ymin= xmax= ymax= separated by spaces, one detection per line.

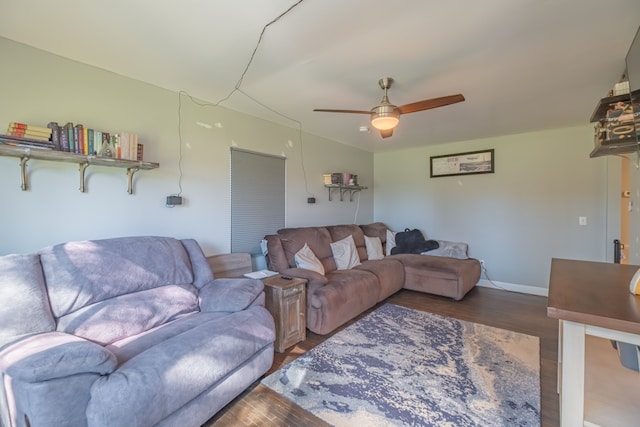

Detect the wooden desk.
xmin=548 ymin=258 xmax=640 ymax=426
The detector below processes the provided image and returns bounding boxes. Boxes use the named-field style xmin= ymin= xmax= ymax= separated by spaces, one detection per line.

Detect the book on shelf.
xmin=59 ymin=125 xmax=69 ymax=151
xmin=3 ymin=121 xmax=150 ymax=160
xmin=7 ymin=129 xmax=51 ymax=141
xmin=82 ymin=126 xmax=88 ymax=155
xmin=74 ymin=124 xmax=85 ymax=154
xmin=94 ymin=130 xmax=102 ymax=155
xmin=7 ymin=122 xmax=53 ymax=135
xmin=0 ymin=134 xmax=55 ymax=149
xmin=64 ymin=122 xmax=75 ymax=153
xmin=86 ymin=128 xmax=94 ymax=155
xmin=47 ymin=122 xmax=61 ymax=150
xmin=115 ymin=131 xmax=139 ymax=160
xmin=7 ymin=121 xmax=52 ymax=140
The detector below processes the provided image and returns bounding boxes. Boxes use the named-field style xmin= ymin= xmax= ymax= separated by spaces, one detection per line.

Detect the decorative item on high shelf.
xmin=589 ymin=90 xmax=640 ymax=154
xmin=323 ymin=172 xmax=358 ymax=186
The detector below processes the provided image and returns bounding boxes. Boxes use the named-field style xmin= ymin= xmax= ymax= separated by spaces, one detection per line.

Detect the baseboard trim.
xmin=476 ymin=279 xmax=548 ymax=297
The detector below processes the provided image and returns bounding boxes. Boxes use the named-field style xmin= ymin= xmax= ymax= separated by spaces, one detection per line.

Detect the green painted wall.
xmin=374 ymin=126 xmax=615 ymax=290
xmin=0 ymin=37 xmax=373 ymax=256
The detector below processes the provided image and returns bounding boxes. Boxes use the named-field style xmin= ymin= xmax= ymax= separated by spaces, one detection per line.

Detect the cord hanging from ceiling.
xmin=215 ymin=0 xmax=306 ymax=106
xmin=177 ymin=0 xmax=313 ymax=199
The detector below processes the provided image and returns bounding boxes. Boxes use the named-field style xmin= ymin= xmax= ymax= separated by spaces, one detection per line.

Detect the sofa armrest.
xmin=281 ymin=267 xmax=329 ymax=286
xmin=199 ymin=278 xmax=265 ymax=313
xmin=0 ymin=332 xmax=117 ymax=382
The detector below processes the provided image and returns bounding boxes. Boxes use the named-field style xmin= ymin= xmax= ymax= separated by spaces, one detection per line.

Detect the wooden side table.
xmin=263 ymin=275 xmax=307 ymax=353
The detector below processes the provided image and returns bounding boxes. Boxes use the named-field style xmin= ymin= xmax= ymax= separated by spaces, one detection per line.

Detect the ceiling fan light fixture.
xmin=370 ymin=107 xmax=400 ymax=131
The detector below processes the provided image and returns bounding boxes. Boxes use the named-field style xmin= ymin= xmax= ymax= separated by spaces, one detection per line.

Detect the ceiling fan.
xmin=313 ymin=77 xmax=465 ymax=138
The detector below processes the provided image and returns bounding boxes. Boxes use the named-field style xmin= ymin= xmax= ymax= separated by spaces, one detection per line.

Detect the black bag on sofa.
xmin=391 ymin=228 xmax=439 ymax=255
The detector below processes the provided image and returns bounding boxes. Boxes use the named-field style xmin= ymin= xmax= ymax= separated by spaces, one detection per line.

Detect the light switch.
xmin=579 ymin=216 xmax=587 ymax=226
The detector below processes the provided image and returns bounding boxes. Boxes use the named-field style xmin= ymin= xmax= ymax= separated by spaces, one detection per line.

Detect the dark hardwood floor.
xmin=205 ymin=286 xmax=559 ymax=426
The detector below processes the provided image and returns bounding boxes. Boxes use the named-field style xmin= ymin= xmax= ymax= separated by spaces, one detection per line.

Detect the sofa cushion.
xmin=56 ymin=285 xmax=199 ymax=345
xmin=386 ymin=229 xmax=397 ymax=255
xmin=87 ymin=307 xmax=275 ymax=427
xmin=279 ymin=227 xmax=336 ymax=272
xmin=199 ymin=278 xmax=264 ymax=312
xmin=355 ymin=258 xmax=404 ymax=300
xmin=180 ymin=238 xmax=214 ymax=287
xmin=39 ymin=236 xmax=195 ymax=318
xmin=330 ymin=235 xmax=361 ymax=270
xmin=359 ymin=222 xmax=390 ymax=253
xmin=265 ymin=234 xmax=289 ymax=272
xmin=0 ymin=253 xmax=55 ymax=342
xmin=364 ymin=235 xmax=384 ymax=261
xmin=307 ymin=269 xmax=380 ymax=335
xmin=106 ymin=312 xmax=226 ymax=364
xmin=326 ymin=224 xmax=368 ymax=262
xmin=0 ymin=332 xmax=116 ymax=382
xmin=294 ymin=243 xmax=325 ymax=275
xmin=392 ymin=253 xmax=481 ymax=300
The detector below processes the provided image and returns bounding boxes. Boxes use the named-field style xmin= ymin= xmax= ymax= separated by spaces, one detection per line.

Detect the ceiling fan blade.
xmin=313 ymin=108 xmax=372 ymax=114
xmin=397 ymin=94 xmax=465 ymax=115
xmin=380 ymin=129 xmax=394 ymax=138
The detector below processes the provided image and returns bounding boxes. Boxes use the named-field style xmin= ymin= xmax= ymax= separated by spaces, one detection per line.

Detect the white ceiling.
xmin=1 ymin=0 xmax=639 ymax=152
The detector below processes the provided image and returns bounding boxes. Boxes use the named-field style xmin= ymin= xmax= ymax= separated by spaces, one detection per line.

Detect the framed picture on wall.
xmin=430 ymin=149 xmax=494 ymax=178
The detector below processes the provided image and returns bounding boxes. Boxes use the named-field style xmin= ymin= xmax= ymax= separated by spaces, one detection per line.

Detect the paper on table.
xmin=244 ymin=269 xmax=279 ymax=279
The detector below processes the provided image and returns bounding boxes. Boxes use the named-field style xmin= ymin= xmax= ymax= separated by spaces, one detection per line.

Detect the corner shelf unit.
xmin=324 ymin=184 xmax=367 ymax=202
xmin=0 ymin=144 xmax=159 ymax=194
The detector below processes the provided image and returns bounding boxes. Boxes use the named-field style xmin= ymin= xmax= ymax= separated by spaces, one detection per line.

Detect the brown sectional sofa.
xmin=264 ymin=222 xmax=481 ymax=335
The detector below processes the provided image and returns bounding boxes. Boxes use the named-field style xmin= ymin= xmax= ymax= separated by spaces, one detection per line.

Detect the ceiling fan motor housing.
xmin=371 ymin=104 xmax=400 ymax=130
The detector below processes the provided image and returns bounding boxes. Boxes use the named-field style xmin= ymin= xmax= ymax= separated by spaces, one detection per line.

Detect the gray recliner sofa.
xmin=0 ymin=236 xmax=275 ymax=427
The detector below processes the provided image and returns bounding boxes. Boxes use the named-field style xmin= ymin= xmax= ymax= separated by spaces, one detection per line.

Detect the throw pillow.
xmin=295 ymin=243 xmax=325 ymax=275
xmin=364 ymin=235 xmax=384 ymax=260
xmin=330 ymin=235 xmax=361 ymax=270
xmin=386 ymin=229 xmax=396 ymax=256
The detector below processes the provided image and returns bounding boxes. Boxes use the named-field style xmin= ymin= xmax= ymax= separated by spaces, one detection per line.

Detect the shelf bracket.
xmin=327 ymin=186 xmax=339 ymax=201
xmin=340 ymin=187 xmax=362 ymax=202
xmin=19 ymin=156 xmax=29 ymax=191
xmin=126 ymin=167 xmax=140 ymax=195
xmin=78 ymin=162 xmax=90 ymax=193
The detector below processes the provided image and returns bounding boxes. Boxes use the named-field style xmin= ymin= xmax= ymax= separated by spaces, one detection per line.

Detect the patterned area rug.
xmin=261 ymin=303 xmax=540 ymax=426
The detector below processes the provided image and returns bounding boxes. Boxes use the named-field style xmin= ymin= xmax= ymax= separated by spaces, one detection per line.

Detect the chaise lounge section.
xmin=265 ymin=222 xmax=481 ymax=335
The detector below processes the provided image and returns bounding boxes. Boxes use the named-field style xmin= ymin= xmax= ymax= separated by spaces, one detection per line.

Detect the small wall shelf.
xmin=324 ymin=184 xmax=367 ymax=202
xmin=0 ymin=144 xmax=159 ymax=194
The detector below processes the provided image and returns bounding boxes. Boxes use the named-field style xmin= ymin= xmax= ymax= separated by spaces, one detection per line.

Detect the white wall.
xmin=0 ymin=38 xmax=373 ymax=256
xmin=374 ymin=126 xmax=612 ymax=290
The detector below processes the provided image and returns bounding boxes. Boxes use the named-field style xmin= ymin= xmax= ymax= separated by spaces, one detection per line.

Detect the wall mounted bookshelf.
xmin=324 ymin=184 xmax=367 ymax=202
xmin=0 ymin=144 xmax=159 ymax=194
